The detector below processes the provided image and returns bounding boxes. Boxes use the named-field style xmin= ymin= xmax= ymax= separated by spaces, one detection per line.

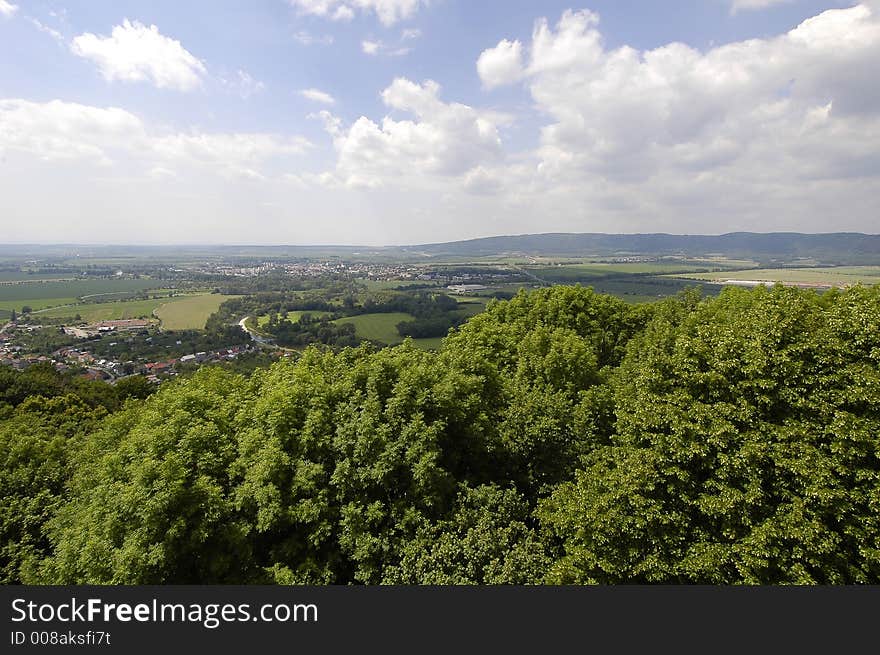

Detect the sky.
xmin=0 ymin=0 xmax=878 ymax=245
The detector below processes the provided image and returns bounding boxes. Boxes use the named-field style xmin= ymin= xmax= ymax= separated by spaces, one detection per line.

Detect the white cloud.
xmin=317 ymin=78 xmax=503 ymax=188
xmin=293 ymin=30 xmax=334 ymax=46
xmin=0 ymin=99 xmax=144 ymax=164
xmin=362 ymin=39 xmax=381 ymax=55
xmin=477 ymin=39 xmax=525 ymax=89
xmin=26 ymin=16 xmax=64 ymax=42
xmin=361 ymin=38 xmax=410 ymax=56
xmin=401 ymin=28 xmax=421 ymax=40
xmin=151 ymin=132 xmax=311 ymax=180
xmin=332 ymin=5 xmax=355 ymax=20
xmin=287 ymin=0 xmax=423 ymax=26
xmin=485 ymin=7 xmax=880 ymax=181
xmin=221 ymin=70 xmax=266 ymax=99
xmin=462 ymin=166 xmax=504 ymax=195
xmin=0 ymin=0 xmax=16 ymax=18
xmin=0 ymin=98 xmax=310 ymax=179
xmin=301 ymin=88 xmax=336 ymax=104
xmin=730 ymin=0 xmax=794 ymax=14
xmin=460 ymin=4 xmax=880 ymax=234
xmin=71 ymin=19 xmax=206 ymax=91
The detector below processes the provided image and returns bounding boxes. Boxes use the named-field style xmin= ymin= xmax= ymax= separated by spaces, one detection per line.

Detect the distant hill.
xmin=4 ymin=232 xmax=880 ymax=265
xmin=406 ymin=232 xmax=880 ymax=262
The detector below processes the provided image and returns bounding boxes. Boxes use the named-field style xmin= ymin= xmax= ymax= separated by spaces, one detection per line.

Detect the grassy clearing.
xmin=257 ymin=310 xmax=332 ymax=327
xmin=673 ymin=267 xmax=880 ymax=287
xmin=154 ymin=294 xmax=240 ymax=330
xmin=334 ymin=312 xmax=415 ymax=344
xmin=359 ymin=279 xmax=439 ymax=292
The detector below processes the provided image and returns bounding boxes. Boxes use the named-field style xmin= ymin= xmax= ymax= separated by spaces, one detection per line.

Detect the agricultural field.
xmin=0 ymin=297 xmax=78 ymax=315
xmin=154 ymin=294 xmax=241 ymax=330
xmin=0 ymin=272 xmax=74 ymax=282
xmin=30 ymin=293 xmax=238 ymax=330
xmin=673 ymin=266 xmax=880 ymax=287
xmin=527 ymin=262 xmax=716 ymax=282
xmin=0 ymin=278 xmax=164 ymax=315
xmin=334 ymin=312 xmax=415 ymax=344
xmin=35 ymin=298 xmax=167 ymax=322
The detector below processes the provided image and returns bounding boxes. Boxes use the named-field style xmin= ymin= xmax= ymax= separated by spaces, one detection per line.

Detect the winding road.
xmin=238 ymin=316 xmax=273 ymax=345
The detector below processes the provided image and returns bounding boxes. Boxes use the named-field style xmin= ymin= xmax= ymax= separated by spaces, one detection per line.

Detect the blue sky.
xmin=0 ymin=0 xmax=877 ymax=244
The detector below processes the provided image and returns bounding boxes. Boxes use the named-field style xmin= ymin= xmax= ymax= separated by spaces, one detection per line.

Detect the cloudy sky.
xmin=1 ymin=0 xmax=878 ymax=245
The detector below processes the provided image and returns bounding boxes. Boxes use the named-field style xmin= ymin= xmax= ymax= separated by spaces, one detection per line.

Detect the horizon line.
xmin=2 ymin=230 xmax=879 ymax=249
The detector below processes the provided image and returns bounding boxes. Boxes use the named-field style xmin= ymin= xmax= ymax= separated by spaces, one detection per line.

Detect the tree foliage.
xmin=2 ymin=284 xmax=879 ymax=584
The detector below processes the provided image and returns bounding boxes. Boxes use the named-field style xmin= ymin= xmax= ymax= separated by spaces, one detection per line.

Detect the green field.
xmin=0 ymin=278 xmax=166 ymax=317
xmin=31 ymin=293 xmax=237 ymax=329
xmin=0 ymin=272 xmax=75 ymax=282
xmin=359 ymin=278 xmax=441 ymax=292
xmin=334 ymin=312 xmax=415 ymax=344
xmin=674 ymin=267 xmax=880 ymax=287
xmin=257 ymin=310 xmax=332 ymax=327
xmin=35 ymin=298 xmax=166 ymax=322
xmin=154 ymin=295 xmax=240 ymax=330
xmin=0 ymin=297 xmax=79 ymax=314
xmin=528 ymin=262 xmax=715 ymax=282
xmin=0 ymin=278 xmax=160 ymax=302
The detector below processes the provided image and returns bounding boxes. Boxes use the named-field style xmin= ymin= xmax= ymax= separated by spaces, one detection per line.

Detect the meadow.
xmin=35 ymin=298 xmax=167 ymax=323
xmin=527 ymin=262 xmax=716 ymax=282
xmin=0 ymin=278 xmax=160 ymax=302
xmin=153 ymin=295 xmax=242 ymax=330
xmin=0 ymin=298 xmax=78 ymax=316
xmin=359 ymin=279 xmax=436 ymax=292
xmin=30 ymin=293 xmax=239 ymax=330
xmin=674 ymin=266 xmax=880 ymax=287
xmin=334 ymin=312 xmax=416 ymax=344
xmin=257 ymin=310 xmax=333 ymax=327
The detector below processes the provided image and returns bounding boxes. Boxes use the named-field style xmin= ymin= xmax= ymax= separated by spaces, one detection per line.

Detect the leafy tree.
xmin=0 ymin=395 xmax=105 ymax=583
xmin=540 ymin=285 xmax=880 ymax=584
xmin=384 ymin=485 xmax=551 ymax=584
xmin=40 ymin=368 xmax=254 ymax=584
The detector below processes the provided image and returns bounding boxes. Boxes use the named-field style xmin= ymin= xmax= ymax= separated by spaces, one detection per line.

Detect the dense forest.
xmin=2 ymin=284 xmax=879 ymax=584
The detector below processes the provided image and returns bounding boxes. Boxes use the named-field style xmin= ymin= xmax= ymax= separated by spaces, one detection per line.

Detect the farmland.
xmin=35 ymin=298 xmax=166 ymax=322
xmin=0 ymin=272 xmax=74 ymax=282
xmin=0 ymin=278 xmax=160 ymax=302
xmin=154 ymin=294 xmax=242 ymax=330
xmin=29 ymin=293 xmax=239 ymax=330
xmin=334 ymin=312 xmax=416 ymax=344
xmin=0 ymin=278 xmax=165 ymax=316
xmin=0 ymin=298 xmax=78 ymax=316
xmin=673 ymin=266 xmax=880 ymax=287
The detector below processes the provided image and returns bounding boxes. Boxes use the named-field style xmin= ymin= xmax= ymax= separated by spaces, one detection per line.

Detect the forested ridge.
xmin=2 ymin=284 xmax=879 ymax=584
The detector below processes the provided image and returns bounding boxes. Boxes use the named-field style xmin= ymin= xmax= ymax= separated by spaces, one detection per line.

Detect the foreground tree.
xmin=540 ymin=285 xmax=880 ymax=584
